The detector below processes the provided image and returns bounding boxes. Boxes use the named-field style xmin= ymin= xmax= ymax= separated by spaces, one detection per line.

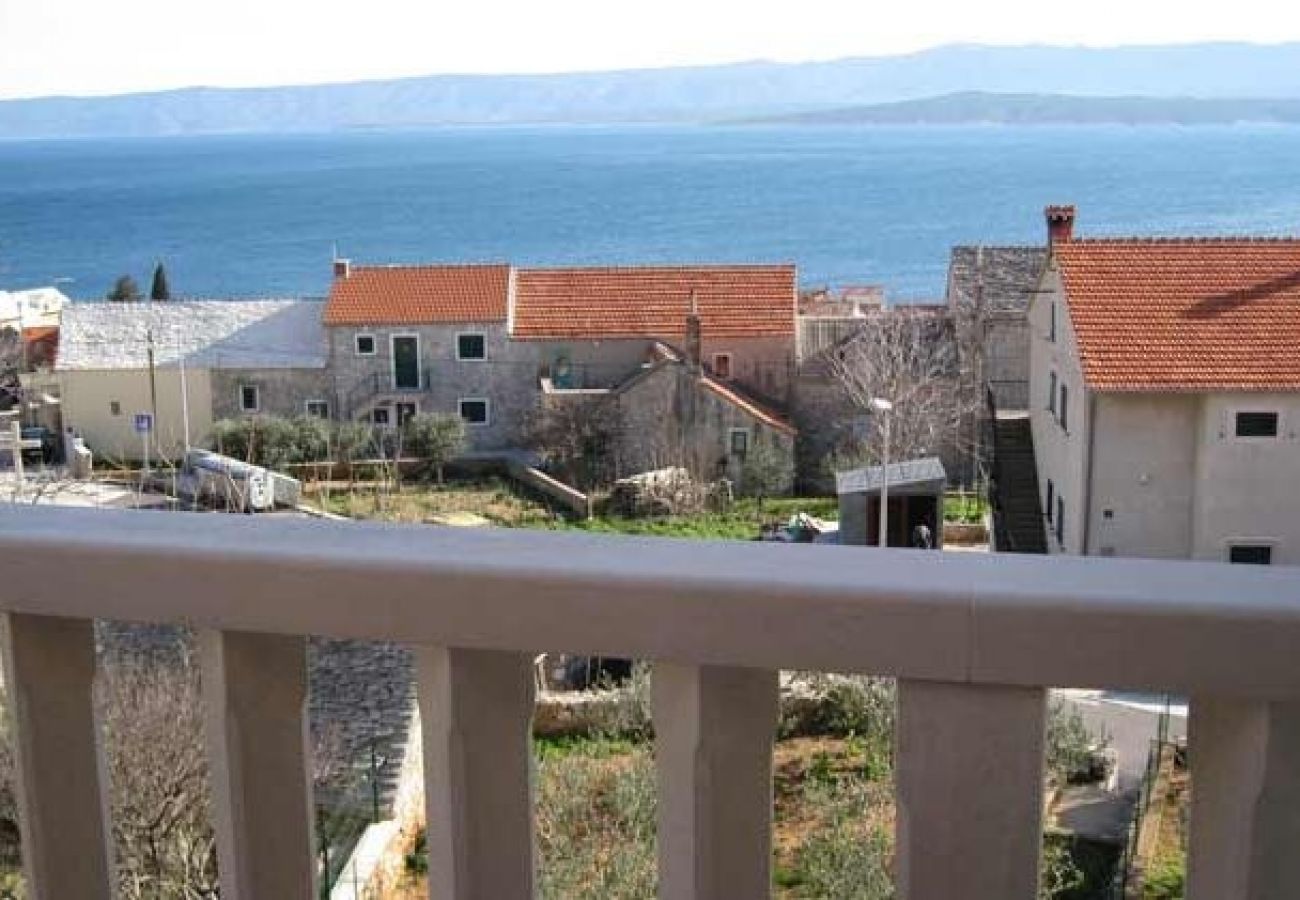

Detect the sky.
xmin=2 ymin=0 xmax=1300 ymax=100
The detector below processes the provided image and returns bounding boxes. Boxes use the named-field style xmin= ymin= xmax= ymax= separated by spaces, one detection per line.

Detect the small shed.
xmin=835 ymin=457 xmax=946 ymax=548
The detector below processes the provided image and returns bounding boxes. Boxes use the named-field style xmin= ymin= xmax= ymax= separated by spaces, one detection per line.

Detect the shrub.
xmin=403 ymin=413 xmax=467 ymax=482
xmin=289 ymin=415 xmax=331 ymax=463
xmin=1142 ymin=857 xmax=1185 ymax=900
xmin=1046 ymin=698 xmax=1109 ymax=786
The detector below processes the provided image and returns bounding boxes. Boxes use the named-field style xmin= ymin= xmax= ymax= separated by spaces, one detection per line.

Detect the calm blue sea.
xmin=2 ymin=125 xmax=1299 ymax=301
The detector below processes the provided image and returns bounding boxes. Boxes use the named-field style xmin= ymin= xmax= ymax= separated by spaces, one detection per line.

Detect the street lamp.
xmin=871 ymin=397 xmax=893 ymax=547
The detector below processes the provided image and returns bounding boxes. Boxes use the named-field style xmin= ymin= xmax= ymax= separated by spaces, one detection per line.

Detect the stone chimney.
xmin=333 ymin=258 xmax=351 ymax=279
xmin=685 ymin=290 xmax=702 ymax=374
xmin=1045 ymin=205 xmax=1076 ymax=244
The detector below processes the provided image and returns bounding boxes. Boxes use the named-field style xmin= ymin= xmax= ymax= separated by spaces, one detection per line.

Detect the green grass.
xmin=542 ymin=496 xmax=839 ymax=541
xmin=943 ymin=492 xmax=989 ymax=524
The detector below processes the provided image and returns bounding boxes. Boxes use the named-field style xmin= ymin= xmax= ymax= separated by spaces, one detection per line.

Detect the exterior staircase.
xmin=988 ymin=409 xmax=1048 ymax=554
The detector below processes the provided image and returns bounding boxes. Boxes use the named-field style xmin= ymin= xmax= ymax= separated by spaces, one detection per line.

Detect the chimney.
xmin=333 ymin=258 xmax=351 ymax=279
xmin=1045 ymin=205 xmax=1076 ymax=244
xmin=685 ymin=290 xmax=702 ymax=374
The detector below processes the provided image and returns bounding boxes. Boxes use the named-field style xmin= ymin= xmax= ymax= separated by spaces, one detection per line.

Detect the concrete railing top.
xmin=2 ymin=505 xmax=1299 ymax=698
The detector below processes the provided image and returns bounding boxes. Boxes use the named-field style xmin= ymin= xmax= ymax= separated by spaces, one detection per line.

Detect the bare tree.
xmin=0 ymin=327 xmax=20 ymax=413
xmin=825 ymin=308 xmax=978 ymax=473
xmin=525 ymin=396 xmax=625 ymax=491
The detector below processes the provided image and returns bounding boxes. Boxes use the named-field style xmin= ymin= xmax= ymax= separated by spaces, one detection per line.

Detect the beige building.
xmin=1028 ymin=205 xmax=1300 ymax=565
xmin=56 ymin=300 xmax=327 ymax=461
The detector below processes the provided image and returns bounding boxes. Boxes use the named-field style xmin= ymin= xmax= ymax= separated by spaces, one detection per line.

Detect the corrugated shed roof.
xmin=947 ymin=246 xmax=1047 ymax=313
xmin=56 ymin=300 xmax=327 ymax=371
xmin=1054 ymin=238 xmax=1300 ymax=392
xmin=835 ymin=457 xmax=947 ymax=495
xmin=323 ymin=264 xmax=510 ymax=325
xmin=512 ymin=265 xmax=797 ymax=339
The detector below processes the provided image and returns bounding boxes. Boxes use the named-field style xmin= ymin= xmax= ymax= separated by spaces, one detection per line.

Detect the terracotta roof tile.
xmin=323 ymin=265 xmax=510 ymax=326
xmin=699 ymin=376 xmax=796 ymax=435
xmin=1054 ymin=238 xmax=1300 ymax=392
xmin=512 ymin=265 xmax=796 ymax=340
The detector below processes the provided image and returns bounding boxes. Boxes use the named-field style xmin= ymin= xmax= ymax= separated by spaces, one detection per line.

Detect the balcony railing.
xmin=1 ymin=504 xmax=1298 ymax=900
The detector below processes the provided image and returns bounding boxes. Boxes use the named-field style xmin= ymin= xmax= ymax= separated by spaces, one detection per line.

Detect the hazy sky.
xmin=2 ymin=0 xmax=1299 ymax=100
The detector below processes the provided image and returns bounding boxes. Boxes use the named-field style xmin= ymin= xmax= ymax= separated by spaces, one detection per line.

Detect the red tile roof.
xmin=700 ymin=375 xmax=797 ymax=435
xmin=323 ymin=265 xmax=510 ymax=326
xmin=512 ymin=265 xmax=796 ymax=340
xmin=1054 ymin=238 xmax=1300 ymax=392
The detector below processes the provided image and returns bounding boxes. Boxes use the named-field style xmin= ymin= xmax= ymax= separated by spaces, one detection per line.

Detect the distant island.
xmin=738 ymin=92 xmax=1300 ymax=126
xmin=4 ymin=42 xmax=1300 ymax=139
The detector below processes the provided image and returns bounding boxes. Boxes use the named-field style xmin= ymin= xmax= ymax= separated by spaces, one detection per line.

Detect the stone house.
xmin=322 ymin=260 xmax=799 ymax=483
xmin=945 ymin=245 xmax=1047 ymax=412
xmin=55 ymin=300 xmax=327 ymax=460
xmin=1028 ymin=205 xmax=1300 ymax=564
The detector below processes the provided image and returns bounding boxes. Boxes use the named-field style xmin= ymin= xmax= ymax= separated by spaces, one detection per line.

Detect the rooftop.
xmin=835 ymin=457 xmax=947 ymax=495
xmin=56 ymin=299 xmax=327 ymax=371
xmin=323 ymin=264 xmax=511 ymax=326
xmin=1052 ymin=237 xmax=1300 ymax=392
xmin=946 ymin=246 xmax=1048 ymax=314
xmin=512 ymin=265 xmax=797 ymax=340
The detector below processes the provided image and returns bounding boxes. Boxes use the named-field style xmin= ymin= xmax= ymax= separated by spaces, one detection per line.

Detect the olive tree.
xmin=402 ymin=413 xmax=467 ymax=483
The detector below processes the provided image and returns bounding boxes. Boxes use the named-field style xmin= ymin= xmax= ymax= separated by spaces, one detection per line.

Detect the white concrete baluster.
xmin=200 ymin=630 xmax=316 ymax=900
xmin=1 ymin=613 xmax=115 ymax=900
xmin=653 ymin=663 xmax=778 ymax=900
xmin=1187 ymin=697 xmax=1300 ymax=900
xmin=896 ymin=680 xmax=1046 ymax=900
xmin=417 ymin=647 xmax=536 ymax=900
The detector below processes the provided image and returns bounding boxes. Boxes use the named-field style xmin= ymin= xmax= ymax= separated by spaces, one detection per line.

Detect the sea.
xmin=2 ymin=124 xmax=1299 ymax=302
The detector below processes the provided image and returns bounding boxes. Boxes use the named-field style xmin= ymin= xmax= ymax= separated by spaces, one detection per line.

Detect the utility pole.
xmin=146 ymin=327 xmax=159 ymax=460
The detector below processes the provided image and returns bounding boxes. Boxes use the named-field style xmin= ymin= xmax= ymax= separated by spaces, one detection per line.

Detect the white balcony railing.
xmin=2 ymin=504 xmax=1299 ymax=900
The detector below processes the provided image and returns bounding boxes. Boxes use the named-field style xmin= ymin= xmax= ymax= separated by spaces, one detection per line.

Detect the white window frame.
xmin=712 ymin=352 xmax=734 ymax=380
xmin=305 ymin=399 xmax=330 ymax=419
xmin=1224 ymin=538 xmax=1278 ymax=565
xmin=370 ymin=405 xmax=392 ymax=428
xmin=390 ymin=333 xmax=421 ymax=391
xmin=355 ymin=333 xmax=377 ymax=356
xmin=239 ymin=384 xmax=260 ymax=414
xmin=456 ymin=331 xmax=488 ymax=362
xmin=458 ymin=397 xmax=491 ymax=427
xmin=1231 ymin=409 xmax=1282 ymax=442
xmin=728 ymin=427 xmax=750 ymax=457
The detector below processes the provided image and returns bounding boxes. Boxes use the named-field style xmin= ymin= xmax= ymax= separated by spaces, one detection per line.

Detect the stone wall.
xmin=616 ymin=363 xmax=795 ymax=492
xmin=210 ymin=368 xmax=332 ymax=424
xmin=327 ymin=323 xmax=539 ymax=451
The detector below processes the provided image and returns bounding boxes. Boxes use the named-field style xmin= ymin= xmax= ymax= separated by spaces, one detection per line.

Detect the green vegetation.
xmin=309 ymin=477 xmax=557 ymax=527
xmin=106 ymin=274 xmax=143 ymax=302
xmin=943 ymin=491 xmax=989 ymax=524
xmin=149 ymin=263 xmax=171 ymax=301
xmin=557 ymin=496 xmax=839 ymax=541
xmin=401 ymin=413 xmax=467 ymax=483
xmin=1142 ymin=857 xmax=1185 ymax=900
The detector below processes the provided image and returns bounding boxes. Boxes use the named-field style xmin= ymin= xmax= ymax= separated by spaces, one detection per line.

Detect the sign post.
xmin=134 ymin=412 xmax=154 ymax=481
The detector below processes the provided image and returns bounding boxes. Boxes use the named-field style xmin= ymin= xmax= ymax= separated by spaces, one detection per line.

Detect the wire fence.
xmin=1112 ymin=697 xmax=1176 ymax=900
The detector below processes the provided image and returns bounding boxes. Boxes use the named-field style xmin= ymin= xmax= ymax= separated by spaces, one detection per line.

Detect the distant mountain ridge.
xmin=4 ymin=42 xmax=1300 ymax=138
xmin=742 ymin=92 xmax=1300 ymax=125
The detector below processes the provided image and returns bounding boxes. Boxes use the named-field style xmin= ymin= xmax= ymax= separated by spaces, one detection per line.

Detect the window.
xmin=1048 ymin=302 xmax=1057 ymax=342
xmin=305 ymin=400 xmax=329 ymax=419
xmin=1229 ymin=545 xmax=1273 ymax=565
xmin=1048 ymin=372 xmax=1057 ymax=413
xmin=396 ymin=402 xmax=418 ymax=427
xmin=240 ymin=385 xmax=260 ymax=413
xmin=1045 ymin=480 xmax=1054 ymax=523
xmin=370 ymin=407 xmax=391 ymax=427
xmin=712 ymin=353 xmax=733 ymax=380
xmin=729 ymin=428 xmax=750 ymax=457
xmin=457 ymin=333 xmax=486 ymax=361
xmin=355 ymin=334 xmax=376 ymax=356
xmin=109 ymin=400 xmax=121 ymax=416
xmin=1235 ymin=412 xmax=1279 ymax=438
xmin=1055 ymin=496 xmax=1064 ymax=544
xmin=459 ymin=398 xmax=489 ymax=426
xmin=1059 ymin=384 xmax=1069 ymax=432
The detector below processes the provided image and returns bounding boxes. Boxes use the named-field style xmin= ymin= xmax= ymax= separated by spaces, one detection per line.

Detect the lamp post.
xmin=871 ymin=397 xmax=893 ymax=547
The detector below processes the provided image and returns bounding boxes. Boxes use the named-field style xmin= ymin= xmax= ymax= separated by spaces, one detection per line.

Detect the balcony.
xmin=1 ymin=504 xmax=1298 ymax=899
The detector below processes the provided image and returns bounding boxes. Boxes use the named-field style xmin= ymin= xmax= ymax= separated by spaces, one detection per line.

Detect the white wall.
xmin=1088 ymin=394 xmax=1199 ymax=559
xmin=1191 ymin=394 xmax=1300 ymax=565
xmin=1027 ymin=264 xmax=1089 ymax=555
xmin=60 ymin=368 xmax=213 ymax=462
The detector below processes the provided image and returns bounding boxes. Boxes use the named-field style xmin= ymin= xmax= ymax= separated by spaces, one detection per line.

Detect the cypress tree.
xmin=150 ymin=263 xmax=171 ymax=301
